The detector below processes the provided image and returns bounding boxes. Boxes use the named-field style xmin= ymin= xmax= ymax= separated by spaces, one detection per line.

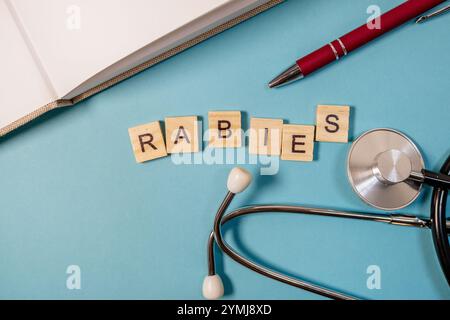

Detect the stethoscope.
xmin=202 ymin=128 xmax=450 ymax=300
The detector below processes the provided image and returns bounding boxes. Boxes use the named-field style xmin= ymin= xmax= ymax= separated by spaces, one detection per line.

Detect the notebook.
xmin=0 ymin=0 xmax=282 ymax=137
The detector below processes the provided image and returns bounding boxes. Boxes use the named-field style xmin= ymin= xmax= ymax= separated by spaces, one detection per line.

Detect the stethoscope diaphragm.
xmin=347 ymin=128 xmax=425 ymax=210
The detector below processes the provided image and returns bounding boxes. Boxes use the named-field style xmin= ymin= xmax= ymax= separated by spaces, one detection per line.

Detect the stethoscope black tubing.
xmin=208 ymin=202 xmax=432 ymax=300
xmin=211 ymin=192 xmax=357 ymax=300
xmin=208 ymin=157 xmax=449 ymax=299
xmin=431 ymin=155 xmax=450 ymax=285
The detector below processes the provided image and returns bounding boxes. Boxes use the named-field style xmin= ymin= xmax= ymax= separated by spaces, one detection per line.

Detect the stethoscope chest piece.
xmin=347 ymin=128 xmax=425 ymax=210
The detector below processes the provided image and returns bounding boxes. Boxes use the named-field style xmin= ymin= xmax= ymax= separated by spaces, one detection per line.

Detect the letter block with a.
xmin=165 ymin=116 xmax=200 ymax=153
xmin=128 ymin=121 xmax=167 ymax=163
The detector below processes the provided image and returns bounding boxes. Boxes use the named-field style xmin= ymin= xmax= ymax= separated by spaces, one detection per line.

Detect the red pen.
xmin=268 ymin=0 xmax=446 ymax=88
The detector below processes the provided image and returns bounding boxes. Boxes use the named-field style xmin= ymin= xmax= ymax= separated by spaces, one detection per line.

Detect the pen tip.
xmin=268 ymin=75 xmax=286 ymax=89
xmin=268 ymin=64 xmax=303 ymax=89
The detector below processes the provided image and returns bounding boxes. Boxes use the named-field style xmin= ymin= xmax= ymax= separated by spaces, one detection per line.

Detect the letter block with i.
xmin=165 ymin=116 xmax=200 ymax=153
xmin=208 ymin=111 xmax=242 ymax=148
xmin=249 ymin=117 xmax=283 ymax=156
xmin=315 ymin=105 xmax=350 ymax=143
xmin=128 ymin=121 xmax=167 ymax=163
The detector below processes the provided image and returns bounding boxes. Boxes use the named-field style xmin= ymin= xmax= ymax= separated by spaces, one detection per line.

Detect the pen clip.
xmin=415 ymin=3 xmax=450 ymax=23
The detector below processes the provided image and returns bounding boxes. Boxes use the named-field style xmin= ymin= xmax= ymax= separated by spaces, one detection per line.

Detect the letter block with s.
xmin=315 ymin=105 xmax=350 ymax=143
xmin=128 ymin=121 xmax=168 ymax=163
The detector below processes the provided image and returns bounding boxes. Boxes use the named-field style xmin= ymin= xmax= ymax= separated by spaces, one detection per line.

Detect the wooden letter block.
xmin=128 ymin=121 xmax=167 ymax=163
xmin=315 ymin=105 xmax=350 ymax=143
xmin=249 ymin=118 xmax=283 ymax=156
xmin=281 ymin=125 xmax=315 ymax=162
xmin=165 ymin=116 xmax=200 ymax=153
xmin=208 ymin=111 xmax=242 ymax=148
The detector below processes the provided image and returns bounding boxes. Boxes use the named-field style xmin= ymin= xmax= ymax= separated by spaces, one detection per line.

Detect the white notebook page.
xmin=9 ymin=0 xmax=231 ymax=98
xmin=0 ymin=0 xmax=56 ymax=130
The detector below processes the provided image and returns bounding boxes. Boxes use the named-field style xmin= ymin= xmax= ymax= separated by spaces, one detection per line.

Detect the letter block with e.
xmin=315 ymin=105 xmax=350 ymax=143
xmin=281 ymin=125 xmax=315 ymax=162
xmin=128 ymin=121 xmax=167 ymax=163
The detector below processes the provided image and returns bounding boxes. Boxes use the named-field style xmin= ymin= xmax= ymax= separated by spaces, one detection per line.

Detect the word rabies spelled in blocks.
xmin=128 ymin=105 xmax=350 ymax=163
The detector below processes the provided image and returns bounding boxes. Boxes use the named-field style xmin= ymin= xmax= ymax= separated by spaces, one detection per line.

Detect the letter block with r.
xmin=128 ymin=121 xmax=167 ymax=163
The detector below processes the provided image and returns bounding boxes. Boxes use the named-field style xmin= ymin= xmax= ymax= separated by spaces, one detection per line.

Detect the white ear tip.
xmin=202 ymin=275 xmax=224 ymax=300
xmin=227 ymin=167 xmax=252 ymax=194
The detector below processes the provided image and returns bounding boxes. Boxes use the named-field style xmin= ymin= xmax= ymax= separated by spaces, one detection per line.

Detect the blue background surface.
xmin=0 ymin=0 xmax=449 ymax=299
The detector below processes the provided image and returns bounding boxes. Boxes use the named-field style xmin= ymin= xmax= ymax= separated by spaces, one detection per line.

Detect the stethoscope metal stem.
xmin=227 ymin=205 xmax=432 ymax=228
xmin=409 ymin=169 xmax=450 ymax=190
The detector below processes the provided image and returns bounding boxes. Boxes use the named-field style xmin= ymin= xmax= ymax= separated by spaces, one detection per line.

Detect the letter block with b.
xmin=208 ymin=111 xmax=242 ymax=148
xmin=128 ymin=121 xmax=167 ymax=163
xmin=315 ymin=105 xmax=350 ymax=143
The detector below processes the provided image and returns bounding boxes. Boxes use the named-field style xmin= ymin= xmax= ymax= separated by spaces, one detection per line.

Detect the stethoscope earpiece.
xmin=202 ymin=274 xmax=224 ymax=300
xmin=227 ymin=167 xmax=253 ymax=194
